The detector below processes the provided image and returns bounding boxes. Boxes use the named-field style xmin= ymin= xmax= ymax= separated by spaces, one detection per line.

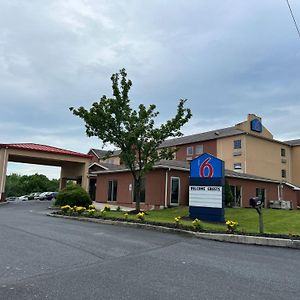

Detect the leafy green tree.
xmin=225 ymin=180 xmax=233 ymax=207
xmin=5 ymin=173 xmax=59 ymax=197
xmin=70 ymin=68 xmax=192 ymax=211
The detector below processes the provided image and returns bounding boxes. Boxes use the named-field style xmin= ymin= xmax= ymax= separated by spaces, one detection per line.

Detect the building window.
xmin=170 ymin=177 xmax=180 ymax=205
xmin=281 ymin=148 xmax=286 ymax=157
xmin=186 ymin=146 xmax=193 ymax=156
xmin=133 ymin=178 xmax=146 ymax=203
xmin=281 ymin=169 xmax=286 ymax=178
xmin=230 ymin=185 xmax=242 ymax=207
xmin=256 ymin=188 xmax=265 ymax=204
xmin=233 ymin=139 xmax=242 ymax=149
xmin=195 ymin=145 xmax=203 ymax=155
xmin=233 ymin=163 xmax=242 ymax=170
xmin=107 ymin=180 xmax=118 ymax=201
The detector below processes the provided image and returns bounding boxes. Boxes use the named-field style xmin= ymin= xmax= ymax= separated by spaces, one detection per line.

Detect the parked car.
xmin=45 ymin=192 xmax=58 ymax=200
xmin=28 ymin=193 xmax=38 ymax=200
xmin=6 ymin=197 xmax=17 ymax=201
xmin=38 ymin=192 xmax=48 ymax=201
xmin=33 ymin=192 xmax=41 ymax=200
xmin=18 ymin=195 xmax=29 ymax=201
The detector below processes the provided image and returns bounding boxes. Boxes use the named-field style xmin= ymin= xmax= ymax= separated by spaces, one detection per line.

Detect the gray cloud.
xmin=1 ymin=0 xmax=300 ymax=177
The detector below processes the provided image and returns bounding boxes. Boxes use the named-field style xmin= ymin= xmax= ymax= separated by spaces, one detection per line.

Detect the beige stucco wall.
xmin=100 ymin=156 xmax=121 ymax=165
xmin=235 ymin=114 xmax=273 ymax=139
xmin=291 ymin=146 xmax=300 ymax=186
xmin=0 ymin=148 xmax=9 ymax=198
xmin=245 ymin=136 xmax=292 ymax=182
xmin=217 ymin=134 xmax=247 ymax=172
xmin=218 ymin=134 xmax=292 ymax=182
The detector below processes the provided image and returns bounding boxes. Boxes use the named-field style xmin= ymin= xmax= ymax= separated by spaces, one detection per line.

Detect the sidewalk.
xmin=93 ymin=201 xmax=132 ymax=212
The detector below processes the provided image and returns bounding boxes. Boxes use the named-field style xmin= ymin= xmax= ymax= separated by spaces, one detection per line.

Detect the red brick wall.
xmin=167 ymin=170 xmax=189 ymax=206
xmin=282 ymin=186 xmax=298 ymax=209
xmin=95 ymin=168 xmax=299 ymax=209
xmin=226 ymin=178 xmax=298 ymax=209
xmin=96 ymin=169 xmax=190 ymax=209
xmin=96 ymin=172 xmax=133 ymax=204
xmin=175 ymin=140 xmax=217 ymax=161
xmin=96 ymin=170 xmax=167 ymax=209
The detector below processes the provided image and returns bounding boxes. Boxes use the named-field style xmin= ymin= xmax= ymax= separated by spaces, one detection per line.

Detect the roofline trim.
xmin=89 ymin=162 xmax=109 ymax=170
xmin=226 ymin=173 xmax=280 ymax=183
xmin=92 ymin=164 xmax=190 ymax=174
xmin=89 ymin=149 xmax=101 ymax=158
xmin=0 ymin=143 xmax=92 ymax=159
xmin=158 ymin=131 xmax=246 ymax=148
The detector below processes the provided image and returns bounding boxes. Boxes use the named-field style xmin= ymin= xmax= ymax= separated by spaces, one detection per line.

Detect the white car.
xmin=38 ymin=192 xmax=48 ymax=200
xmin=18 ymin=195 xmax=29 ymax=201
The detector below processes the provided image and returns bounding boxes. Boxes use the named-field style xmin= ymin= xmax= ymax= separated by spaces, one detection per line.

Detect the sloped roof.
xmin=92 ymin=159 xmax=300 ymax=187
xmin=90 ymin=148 xmax=122 ymax=158
xmin=0 ymin=143 xmax=91 ymax=158
xmin=225 ymin=169 xmax=280 ymax=183
xmin=284 ymin=139 xmax=300 ymax=146
xmin=89 ymin=162 xmax=126 ymax=171
xmin=160 ymin=126 xmax=245 ymax=148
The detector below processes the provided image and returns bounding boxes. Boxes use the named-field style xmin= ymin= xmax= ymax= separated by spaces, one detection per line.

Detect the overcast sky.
xmin=1 ymin=0 xmax=300 ymax=178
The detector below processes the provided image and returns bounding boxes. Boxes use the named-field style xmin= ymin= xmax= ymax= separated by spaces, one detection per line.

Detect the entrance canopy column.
xmin=0 ymin=148 xmax=9 ymax=202
xmin=60 ymin=161 xmax=90 ymax=191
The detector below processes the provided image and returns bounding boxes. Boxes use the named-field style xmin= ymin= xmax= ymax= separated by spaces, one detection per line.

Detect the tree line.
xmin=5 ymin=173 xmax=59 ymax=197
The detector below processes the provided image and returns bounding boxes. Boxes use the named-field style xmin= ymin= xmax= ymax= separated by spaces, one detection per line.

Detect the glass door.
xmin=170 ymin=177 xmax=180 ymax=205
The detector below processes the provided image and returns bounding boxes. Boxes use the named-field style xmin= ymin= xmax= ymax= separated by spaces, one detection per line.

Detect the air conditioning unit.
xmin=269 ymin=200 xmax=292 ymax=210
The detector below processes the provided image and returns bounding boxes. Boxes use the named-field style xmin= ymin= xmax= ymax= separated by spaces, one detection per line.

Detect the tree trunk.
xmin=135 ymin=178 xmax=141 ymax=212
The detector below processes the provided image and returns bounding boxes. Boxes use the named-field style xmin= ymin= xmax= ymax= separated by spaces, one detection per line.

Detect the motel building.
xmin=88 ymin=114 xmax=300 ymax=210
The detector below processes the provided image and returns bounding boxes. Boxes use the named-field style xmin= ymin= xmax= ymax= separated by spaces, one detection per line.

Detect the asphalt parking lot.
xmin=0 ymin=201 xmax=300 ymax=300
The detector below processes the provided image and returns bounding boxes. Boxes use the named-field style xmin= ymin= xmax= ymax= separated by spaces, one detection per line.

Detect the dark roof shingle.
xmin=90 ymin=148 xmax=121 ymax=158
xmin=284 ymin=139 xmax=300 ymax=146
xmin=160 ymin=126 xmax=245 ymax=148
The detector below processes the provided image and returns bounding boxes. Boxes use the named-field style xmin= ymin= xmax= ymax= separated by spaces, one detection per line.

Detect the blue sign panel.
xmin=251 ymin=119 xmax=262 ymax=133
xmin=190 ymin=153 xmax=223 ymax=178
xmin=189 ymin=153 xmax=225 ymax=223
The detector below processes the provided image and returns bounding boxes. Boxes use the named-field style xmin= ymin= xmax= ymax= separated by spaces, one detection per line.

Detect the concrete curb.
xmin=0 ymin=201 xmax=9 ymax=206
xmin=47 ymin=213 xmax=300 ymax=250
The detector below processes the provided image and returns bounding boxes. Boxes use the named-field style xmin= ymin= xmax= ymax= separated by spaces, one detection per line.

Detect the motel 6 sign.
xmin=190 ymin=153 xmax=223 ymax=178
xmin=189 ymin=153 xmax=225 ymax=223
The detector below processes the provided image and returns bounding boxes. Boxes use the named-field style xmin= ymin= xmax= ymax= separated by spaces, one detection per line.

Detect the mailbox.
xmin=249 ymin=197 xmax=262 ymax=208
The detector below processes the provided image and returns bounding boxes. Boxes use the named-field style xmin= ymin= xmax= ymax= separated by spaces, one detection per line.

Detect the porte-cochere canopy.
xmin=0 ymin=143 xmax=92 ymax=202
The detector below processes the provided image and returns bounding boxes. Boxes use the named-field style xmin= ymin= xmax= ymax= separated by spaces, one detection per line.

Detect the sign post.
xmin=189 ymin=153 xmax=225 ymax=222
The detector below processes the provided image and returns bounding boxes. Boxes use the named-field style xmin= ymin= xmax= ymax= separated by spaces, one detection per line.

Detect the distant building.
xmin=89 ymin=114 xmax=300 ymax=209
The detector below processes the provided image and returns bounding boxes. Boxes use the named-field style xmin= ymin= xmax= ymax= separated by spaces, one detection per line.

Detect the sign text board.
xmin=189 ymin=186 xmax=222 ymax=208
xmin=189 ymin=153 xmax=225 ymax=222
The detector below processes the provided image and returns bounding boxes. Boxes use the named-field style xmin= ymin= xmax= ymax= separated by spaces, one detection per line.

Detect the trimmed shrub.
xmin=55 ymin=185 xmax=92 ymax=208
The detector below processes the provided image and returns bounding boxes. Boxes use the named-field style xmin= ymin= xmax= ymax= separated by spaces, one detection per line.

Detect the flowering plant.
xmin=136 ymin=212 xmax=145 ymax=221
xmin=74 ymin=206 xmax=86 ymax=214
xmin=85 ymin=209 xmax=96 ymax=216
xmin=88 ymin=204 xmax=96 ymax=210
xmin=226 ymin=220 xmax=238 ymax=233
xmin=174 ymin=216 xmax=181 ymax=226
xmin=61 ymin=205 xmax=72 ymax=213
xmin=124 ymin=213 xmax=129 ymax=220
xmin=192 ymin=219 xmax=203 ymax=231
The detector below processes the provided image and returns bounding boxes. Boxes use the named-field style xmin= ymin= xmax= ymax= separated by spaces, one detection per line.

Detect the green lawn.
xmin=103 ymin=207 xmax=300 ymax=236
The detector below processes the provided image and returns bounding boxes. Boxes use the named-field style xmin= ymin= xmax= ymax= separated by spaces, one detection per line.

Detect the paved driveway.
xmin=0 ymin=201 xmax=300 ymax=300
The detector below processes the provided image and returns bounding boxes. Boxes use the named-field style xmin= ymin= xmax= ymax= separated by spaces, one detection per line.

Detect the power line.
xmin=286 ymin=0 xmax=300 ymax=39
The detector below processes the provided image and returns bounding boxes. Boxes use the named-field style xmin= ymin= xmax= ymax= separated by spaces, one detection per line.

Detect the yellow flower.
xmin=136 ymin=212 xmax=145 ymax=220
